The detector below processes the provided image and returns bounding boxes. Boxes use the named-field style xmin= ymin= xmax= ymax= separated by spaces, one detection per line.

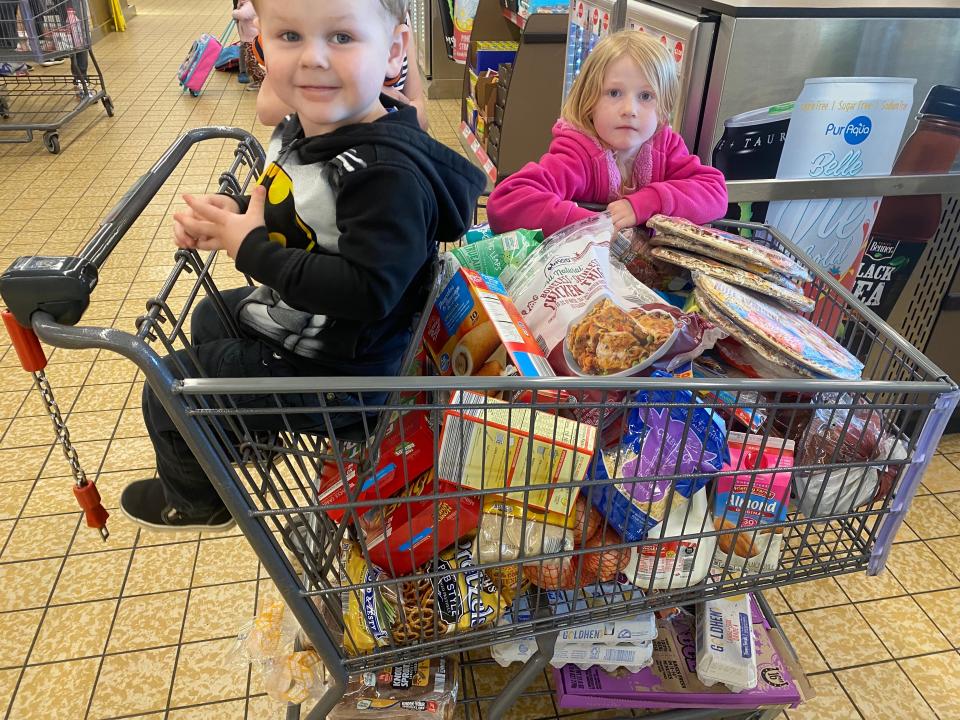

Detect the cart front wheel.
xmin=43 ymin=132 xmax=60 ymax=154
xmin=102 ymin=97 xmax=114 ymax=117
xmin=189 ymin=89 xmax=200 ymax=97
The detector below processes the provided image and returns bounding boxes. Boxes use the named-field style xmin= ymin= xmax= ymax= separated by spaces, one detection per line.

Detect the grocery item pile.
xmin=236 ymin=213 xmax=911 ymax=717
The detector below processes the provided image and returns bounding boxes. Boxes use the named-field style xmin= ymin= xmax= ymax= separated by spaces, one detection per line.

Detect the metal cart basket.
xmin=0 ymin=0 xmax=113 ymax=152
xmin=0 ymin=128 xmax=956 ymax=719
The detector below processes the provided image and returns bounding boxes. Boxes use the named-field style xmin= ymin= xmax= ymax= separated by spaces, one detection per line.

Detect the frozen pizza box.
xmin=555 ymin=599 xmax=808 ymax=710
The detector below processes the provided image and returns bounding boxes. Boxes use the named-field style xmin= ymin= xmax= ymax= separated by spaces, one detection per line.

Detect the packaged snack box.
xmin=316 ymin=411 xmax=434 ymax=523
xmin=437 ymin=390 xmax=596 ymax=528
xmin=364 ymin=473 xmax=482 ymax=578
xmin=424 ymin=267 xmax=554 ymax=378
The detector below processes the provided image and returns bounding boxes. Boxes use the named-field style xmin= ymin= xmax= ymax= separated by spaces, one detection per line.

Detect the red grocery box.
xmin=316 ymin=411 xmax=435 ymax=523
xmin=365 ymin=475 xmax=481 ymax=577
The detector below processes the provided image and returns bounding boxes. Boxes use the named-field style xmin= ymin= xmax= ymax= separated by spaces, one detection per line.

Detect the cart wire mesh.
xmin=1 ymin=129 xmax=956 ymax=719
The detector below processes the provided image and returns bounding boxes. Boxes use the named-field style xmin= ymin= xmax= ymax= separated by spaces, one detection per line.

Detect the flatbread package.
xmin=329 ymin=657 xmax=459 ymax=720
xmin=651 ymin=246 xmax=815 ymax=314
xmin=646 ymin=215 xmax=811 ymax=282
xmin=695 ymin=290 xmax=817 ymax=379
xmin=649 ymin=232 xmax=800 ymax=290
xmin=696 ymin=275 xmax=863 ymax=380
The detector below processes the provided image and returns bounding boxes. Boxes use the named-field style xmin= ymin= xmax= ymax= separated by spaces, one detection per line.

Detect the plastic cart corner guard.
xmin=868 ymin=386 xmax=960 ymax=575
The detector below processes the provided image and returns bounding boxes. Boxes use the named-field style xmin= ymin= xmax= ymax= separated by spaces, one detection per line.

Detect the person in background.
xmin=486 ymin=31 xmax=726 ymax=237
xmin=254 ymin=13 xmax=428 ymax=130
xmin=232 ymin=0 xmax=265 ymax=87
xmin=118 ymin=0 xmax=483 ymax=531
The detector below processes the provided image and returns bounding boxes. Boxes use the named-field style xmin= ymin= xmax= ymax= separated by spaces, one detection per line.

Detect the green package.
xmin=465 ymin=225 xmax=495 ymax=244
xmin=451 ymin=229 xmax=544 ymax=279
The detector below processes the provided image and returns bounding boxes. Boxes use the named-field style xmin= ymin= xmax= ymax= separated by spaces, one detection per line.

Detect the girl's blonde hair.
xmin=562 ymin=31 xmax=679 ymax=139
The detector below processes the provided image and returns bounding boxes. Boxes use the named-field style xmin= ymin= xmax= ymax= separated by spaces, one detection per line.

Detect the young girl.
xmin=487 ymin=31 xmax=727 ymax=237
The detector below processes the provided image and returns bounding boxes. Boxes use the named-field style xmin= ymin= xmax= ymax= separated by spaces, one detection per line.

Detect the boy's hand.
xmin=174 ymin=186 xmax=267 ymax=259
xmin=607 ymin=199 xmax=638 ymax=231
xmin=173 ymin=194 xmax=241 ymax=249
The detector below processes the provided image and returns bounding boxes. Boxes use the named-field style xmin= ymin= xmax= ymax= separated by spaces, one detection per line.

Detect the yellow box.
xmin=438 ymin=391 xmax=597 ymax=527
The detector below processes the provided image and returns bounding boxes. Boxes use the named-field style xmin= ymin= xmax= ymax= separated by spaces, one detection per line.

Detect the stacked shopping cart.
xmin=0 ymin=0 xmax=113 ymax=152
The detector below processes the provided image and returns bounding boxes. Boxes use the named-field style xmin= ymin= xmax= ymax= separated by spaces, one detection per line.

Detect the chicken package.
xmin=504 ymin=216 xmax=721 ymax=427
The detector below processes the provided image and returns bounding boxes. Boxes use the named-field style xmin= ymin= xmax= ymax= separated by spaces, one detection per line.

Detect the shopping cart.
xmin=0 ymin=0 xmax=113 ymax=152
xmin=0 ymin=128 xmax=957 ymax=719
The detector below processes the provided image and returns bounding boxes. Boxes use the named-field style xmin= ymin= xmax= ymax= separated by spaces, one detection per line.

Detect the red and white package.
xmin=506 ymin=215 xmax=721 ymax=381
xmin=506 ymin=215 xmax=676 ymax=379
xmin=316 ymin=411 xmax=434 ymax=523
xmin=363 ymin=473 xmax=482 ymax=578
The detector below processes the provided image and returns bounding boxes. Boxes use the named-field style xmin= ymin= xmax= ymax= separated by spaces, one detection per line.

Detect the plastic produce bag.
xmin=793 ymin=393 xmax=897 ymax=517
xmin=233 ymin=599 xmax=331 ymax=705
xmin=474 ymin=502 xmax=574 ymax=590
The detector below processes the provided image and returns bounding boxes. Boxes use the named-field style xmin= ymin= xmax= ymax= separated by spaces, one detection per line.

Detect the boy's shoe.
xmin=38 ymin=57 xmax=67 ymax=66
xmin=120 ymin=477 xmax=235 ymax=532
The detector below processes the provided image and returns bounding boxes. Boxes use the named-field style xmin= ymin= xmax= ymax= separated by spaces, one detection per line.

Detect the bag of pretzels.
xmin=391 ymin=539 xmax=511 ymax=644
xmin=340 ymin=539 xmax=510 ymax=656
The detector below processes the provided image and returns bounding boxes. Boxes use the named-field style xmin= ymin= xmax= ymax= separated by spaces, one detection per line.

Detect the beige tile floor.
xmin=0 ymin=0 xmax=959 ymax=718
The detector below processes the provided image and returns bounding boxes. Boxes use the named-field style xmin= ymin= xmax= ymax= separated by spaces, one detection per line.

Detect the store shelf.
xmin=502 ymin=6 xmax=528 ymax=28
xmin=459 ymin=121 xmax=499 ymax=187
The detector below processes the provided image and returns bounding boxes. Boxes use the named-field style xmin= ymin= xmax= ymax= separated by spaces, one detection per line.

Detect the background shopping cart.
xmin=0 ymin=0 xmax=113 ymax=152
xmin=0 ymin=127 xmax=956 ymax=719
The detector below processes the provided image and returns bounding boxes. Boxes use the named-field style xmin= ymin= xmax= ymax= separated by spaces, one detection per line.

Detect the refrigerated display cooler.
xmin=562 ymin=1 xmax=960 ymax=161
xmin=563 ymin=0 xmax=626 ymax=99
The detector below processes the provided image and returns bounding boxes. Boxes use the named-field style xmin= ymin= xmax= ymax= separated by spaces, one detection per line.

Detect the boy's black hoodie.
xmin=233 ymin=103 xmax=486 ymax=368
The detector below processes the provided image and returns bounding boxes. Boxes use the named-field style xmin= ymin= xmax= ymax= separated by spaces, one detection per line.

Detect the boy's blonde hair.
xmin=251 ymin=0 xmax=409 ymax=24
xmin=378 ymin=0 xmax=409 ymax=23
xmin=562 ymin=31 xmax=679 ymax=138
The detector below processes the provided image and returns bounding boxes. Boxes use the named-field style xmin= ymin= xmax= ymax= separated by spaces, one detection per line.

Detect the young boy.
xmin=120 ymin=0 xmax=485 ymax=532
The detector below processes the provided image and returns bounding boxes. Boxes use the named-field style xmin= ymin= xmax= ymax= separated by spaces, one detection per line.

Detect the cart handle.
xmin=82 ymin=126 xmax=265 ymax=270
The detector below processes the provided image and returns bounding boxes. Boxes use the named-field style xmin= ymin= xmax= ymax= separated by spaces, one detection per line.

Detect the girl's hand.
xmin=607 ymin=199 xmax=638 ymax=231
xmin=173 ymin=194 xmax=242 ymax=249
xmin=173 ymin=186 xmax=266 ymax=259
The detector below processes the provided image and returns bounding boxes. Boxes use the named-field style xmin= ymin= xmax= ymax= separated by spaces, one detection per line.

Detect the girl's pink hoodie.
xmin=487 ymin=120 xmax=728 ymax=237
